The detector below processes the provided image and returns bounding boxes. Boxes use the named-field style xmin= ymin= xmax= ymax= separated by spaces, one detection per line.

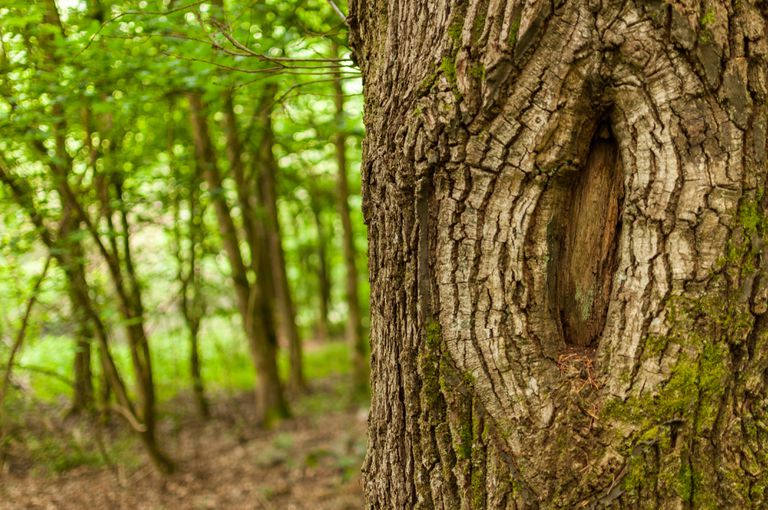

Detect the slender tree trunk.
xmin=180 ymin=208 xmax=209 ymax=419
xmin=177 ymin=205 xmax=209 ymax=420
xmin=33 ymin=0 xmax=172 ymax=472
xmin=79 ymin=119 xmax=172 ymax=473
xmin=169 ymin=99 xmax=210 ymax=418
xmin=64 ymin=263 xmax=137 ymax=434
xmin=351 ymin=1 xmax=768 ymax=507
xmin=36 ymin=0 xmax=93 ymax=417
xmin=68 ymin=267 xmax=94 ymax=415
xmin=116 ymin=250 xmax=172 ymax=474
xmin=331 ymin=41 xmax=368 ymax=394
xmin=187 ymin=318 xmax=208 ymax=416
xmin=188 ymin=92 xmax=288 ymax=424
xmin=211 ymin=0 xmax=303 ymax=392
xmin=0 ymin=162 xmax=147 ymax=455
xmin=185 ymin=187 xmax=209 ymax=419
xmin=309 ymin=189 xmax=331 ymax=343
xmin=56 ymin=183 xmax=94 ymax=418
xmin=252 ymin=87 xmax=306 ymax=391
xmin=71 ymin=330 xmax=93 ymax=414
xmin=219 ymin=92 xmax=284 ymax=408
xmin=52 ymin=119 xmax=173 ymax=472
xmin=55 ymin=201 xmax=94 ymax=416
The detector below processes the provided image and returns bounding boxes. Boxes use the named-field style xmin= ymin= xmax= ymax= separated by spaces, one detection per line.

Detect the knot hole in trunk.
xmin=552 ymin=121 xmax=624 ymax=348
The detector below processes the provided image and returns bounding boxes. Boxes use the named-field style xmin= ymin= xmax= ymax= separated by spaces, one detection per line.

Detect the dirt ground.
xmin=0 ymin=380 xmax=367 ymax=509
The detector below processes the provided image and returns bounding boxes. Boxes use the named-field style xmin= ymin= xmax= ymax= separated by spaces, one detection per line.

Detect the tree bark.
xmin=332 ymin=41 xmax=368 ymax=394
xmin=351 ymin=0 xmax=768 ymax=507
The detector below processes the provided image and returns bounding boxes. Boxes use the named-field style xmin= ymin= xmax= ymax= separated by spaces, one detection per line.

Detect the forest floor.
xmin=0 ymin=377 xmax=367 ymax=509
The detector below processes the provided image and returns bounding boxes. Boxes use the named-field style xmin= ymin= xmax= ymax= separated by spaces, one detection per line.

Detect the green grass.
xmin=4 ymin=317 xmax=358 ymax=474
xmin=1 ymin=391 xmax=142 ymax=474
xmin=24 ymin=433 xmax=138 ymax=474
xmin=15 ymin=315 xmax=353 ymax=404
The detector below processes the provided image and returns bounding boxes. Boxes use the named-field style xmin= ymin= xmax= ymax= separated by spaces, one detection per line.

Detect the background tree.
xmin=169 ymin=96 xmax=210 ymax=418
xmin=351 ymin=0 xmax=768 ymax=507
xmin=0 ymin=0 xmax=369 ymax=498
xmin=331 ymin=39 xmax=368 ymax=396
xmin=188 ymin=90 xmax=288 ymax=423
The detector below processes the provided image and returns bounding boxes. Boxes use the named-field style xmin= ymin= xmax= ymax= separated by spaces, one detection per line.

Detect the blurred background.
xmin=0 ymin=0 xmax=368 ymax=508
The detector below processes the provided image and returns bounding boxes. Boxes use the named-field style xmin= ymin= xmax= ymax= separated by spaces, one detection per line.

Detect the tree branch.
xmin=327 ymin=0 xmax=348 ymax=23
xmin=0 ymin=255 xmax=53 ymax=411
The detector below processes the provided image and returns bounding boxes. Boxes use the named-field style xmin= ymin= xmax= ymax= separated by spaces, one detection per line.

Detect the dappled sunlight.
xmin=0 ymin=0 xmax=368 ymax=507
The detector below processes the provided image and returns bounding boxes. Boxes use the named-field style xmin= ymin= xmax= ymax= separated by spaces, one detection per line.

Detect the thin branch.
xmin=160 ymin=52 xmax=358 ymax=75
xmin=7 ymin=363 xmax=74 ymax=388
xmin=272 ymin=78 xmax=349 ymax=107
xmin=327 ymin=0 xmax=348 ymax=23
xmin=75 ymin=0 xmax=207 ymax=57
xmin=0 ymin=255 xmax=53 ymax=411
xmin=209 ymin=20 xmax=351 ymax=64
xmin=109 ymin=404 xmax=147 ymax=432
xmin=240 ymin=77 xmax=356 ymax=140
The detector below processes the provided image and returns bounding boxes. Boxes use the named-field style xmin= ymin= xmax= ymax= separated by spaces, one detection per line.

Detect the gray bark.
xmin=351 ymin=0 xmax=768 ymax=507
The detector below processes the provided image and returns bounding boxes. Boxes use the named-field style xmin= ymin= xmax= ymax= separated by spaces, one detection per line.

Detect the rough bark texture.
xmin=351 ymin=0 xmax=768 ymax=507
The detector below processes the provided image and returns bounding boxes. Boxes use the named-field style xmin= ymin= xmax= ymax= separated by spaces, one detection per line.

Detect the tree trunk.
xmin=0 ymin=161 xmax=154 ymax=466
xmin=83 ymin=130 xmax=174 ymax=474
xmin=208 ymin=2 xmax=304 ymax=391
xmin=58 ymin=206 xmax=94 ymax=416
xmin=331 ymin=41 xmax=368 ymax=395
xmin=309 ymin=187 xmax=331 ymax=343
xmin=188 ymin=92 xmax=289 ymax=424
xmin=351 ymin=1 xmax=768 ymax=507
xmin=68 ymin=267 xmax=94 ymax=415
xmin=31 ymin=0 xmax=173 ymax=472
xmin=169 ymin=97 xmax=210 ymax=418
xmin=253 ymin=87 xmax=306 ymax=391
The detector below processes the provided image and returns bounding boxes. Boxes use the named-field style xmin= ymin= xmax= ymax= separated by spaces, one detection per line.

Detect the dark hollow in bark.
xmin=552 ymin=123 xmax=624 ymax=348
